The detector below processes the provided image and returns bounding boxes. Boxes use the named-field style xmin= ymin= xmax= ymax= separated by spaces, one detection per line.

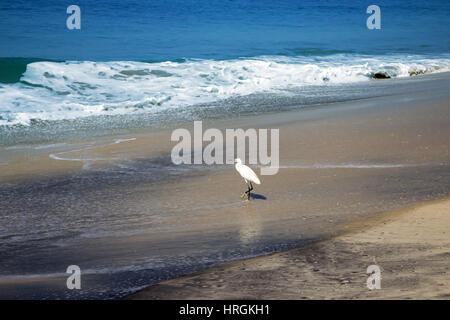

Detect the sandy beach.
xmin=1 ymin=72 xmax=449 ymax=299
xmin=128 ymin=198 xmax=450 ymax=300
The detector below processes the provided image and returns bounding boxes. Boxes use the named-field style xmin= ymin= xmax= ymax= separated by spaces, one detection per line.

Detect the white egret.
xmin=235 ymin=158 xmax=261 ymax=200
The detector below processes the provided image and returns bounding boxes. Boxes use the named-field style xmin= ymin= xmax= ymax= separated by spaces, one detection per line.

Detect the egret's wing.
xmin=240 ymin=165 xmax=261 ymax=184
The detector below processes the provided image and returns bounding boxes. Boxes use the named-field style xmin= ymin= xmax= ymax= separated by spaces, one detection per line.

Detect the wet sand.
xmin=1 ymin=73 xmax=449 ymax=299
xmin=128 ymin=198 xmax=450 ymax=300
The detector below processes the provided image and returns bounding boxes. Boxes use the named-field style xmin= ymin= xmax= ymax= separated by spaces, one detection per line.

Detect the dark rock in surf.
xmin=372 ymin=72 xmax=391 ymax=79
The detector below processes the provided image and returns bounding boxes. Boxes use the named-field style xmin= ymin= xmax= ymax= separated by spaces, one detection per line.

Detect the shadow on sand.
xmin=249 ymin=193 xmax=267 ymax=200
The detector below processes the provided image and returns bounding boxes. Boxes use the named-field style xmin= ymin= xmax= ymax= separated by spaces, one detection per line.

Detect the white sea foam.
xmin=114 ymin=138 xmax=136 ymax=144
xmin=1 ymin=54 xmax=450 ymax=126
xmin=48 ymin=137 xmax=136 ymax=165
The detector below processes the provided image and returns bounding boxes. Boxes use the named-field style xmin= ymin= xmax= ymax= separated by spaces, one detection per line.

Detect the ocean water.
xmin=1 ymin=0 xmax=450 ymax=131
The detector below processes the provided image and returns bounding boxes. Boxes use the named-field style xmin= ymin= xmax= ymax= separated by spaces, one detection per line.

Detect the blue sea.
xmin=0 ymin=0 xmax=450 ymax=134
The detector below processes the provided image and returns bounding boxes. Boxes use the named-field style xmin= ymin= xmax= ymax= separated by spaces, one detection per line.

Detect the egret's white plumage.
xmin=235 ymin=158 xmax=261 ymax=200
xmin=235 ymin=158 xmax=260 ymax=184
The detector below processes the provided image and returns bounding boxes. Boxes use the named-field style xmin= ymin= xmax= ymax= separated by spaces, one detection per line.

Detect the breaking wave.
xmin=1 ymin=54 xmax=450 ymax=126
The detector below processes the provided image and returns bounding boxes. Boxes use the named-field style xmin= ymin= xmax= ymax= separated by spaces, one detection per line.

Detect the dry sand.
xmin=128 ymin=198 xmax=450 ymax=300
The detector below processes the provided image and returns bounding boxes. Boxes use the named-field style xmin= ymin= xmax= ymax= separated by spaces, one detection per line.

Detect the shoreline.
xmin=2 ymin=71 xmax=450 ymax=149
xmin=127 ymin=197 xmax=450 ymax=300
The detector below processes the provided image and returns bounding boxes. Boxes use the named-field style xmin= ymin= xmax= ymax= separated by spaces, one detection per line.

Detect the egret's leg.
xmin=247 ymin=182 xmax=253 ymax=200
xmin=241 ymin=182 xmax=248 ymax=198
xmin=241 ymin=182 xmax=251 ymax=199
